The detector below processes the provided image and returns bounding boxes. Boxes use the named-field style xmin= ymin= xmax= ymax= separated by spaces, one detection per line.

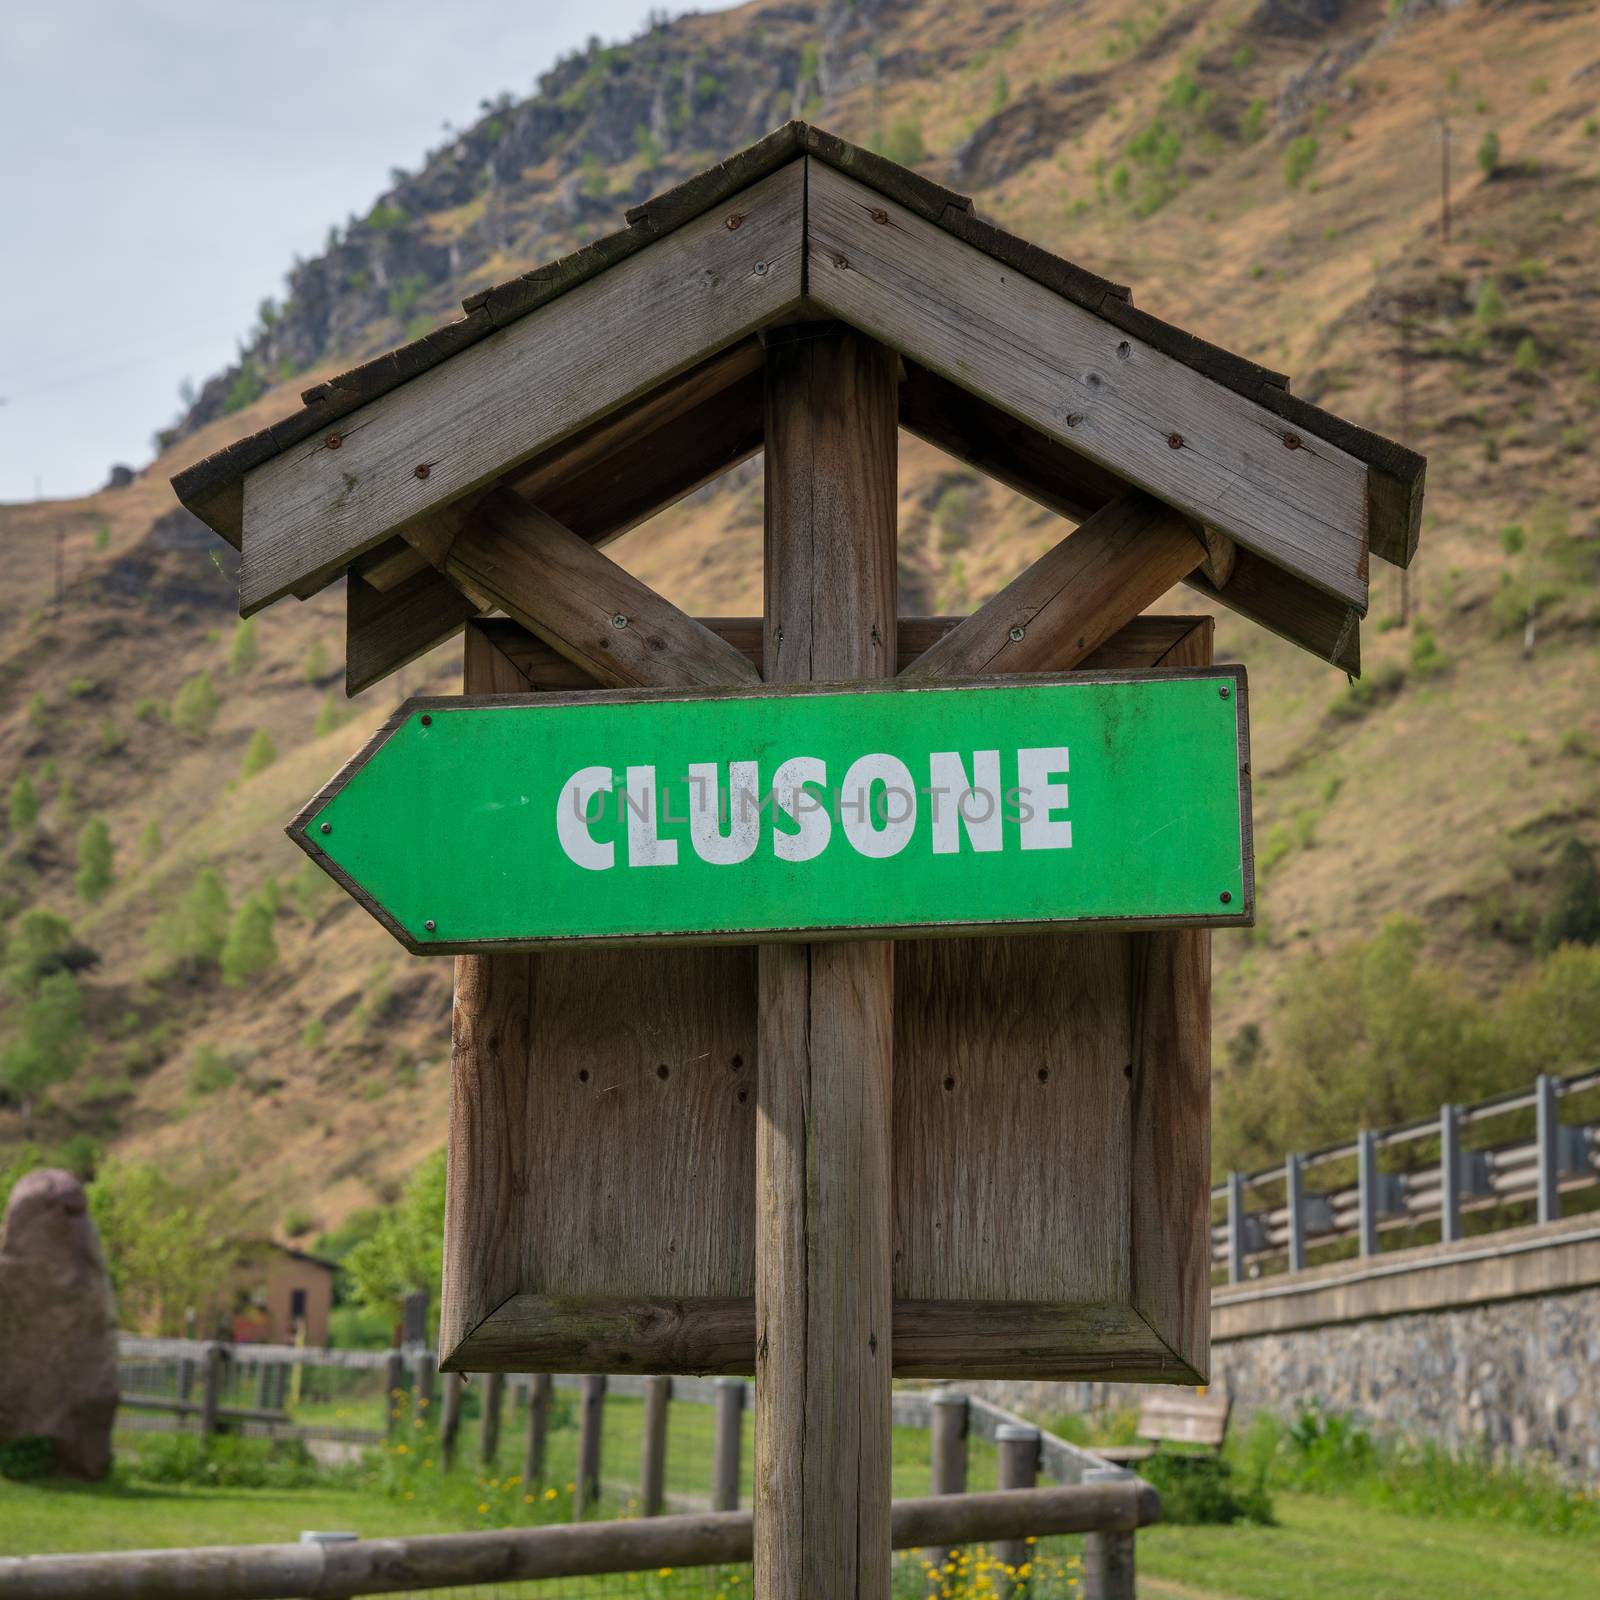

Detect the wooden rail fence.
xmin=1213 ymin=1067 xmax=1600 ymax=1281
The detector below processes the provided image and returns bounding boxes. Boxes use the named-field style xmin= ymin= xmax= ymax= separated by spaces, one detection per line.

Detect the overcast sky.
xmin=0 ymin=2 xmax=742 ymax=504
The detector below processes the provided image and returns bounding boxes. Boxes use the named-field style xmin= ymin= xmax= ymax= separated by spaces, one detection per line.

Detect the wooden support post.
xmin=383 ymin=1351 xmax=404 ymax=1439
xmin=523 ymin=1374 xmax=552 ymax=1488
xmin=711 ymin=1377 xmax=745 ymax=1512
xmin=640 ymin=1376 xmax=670 ymax=1517
xmin=1226 ymin=1172 xmax=1245 ymax=1285
xmin=576 ymin=1374 xmax=606 ymax=1517
xmin=440 ymin=1372 xmax=465 ymax=1468
xmin=1082 ymin=1466 xmax=1137 ymax=1600
xmin=1285 ymin=1153 xmax=1307 ymax=1274
xmin=413 ymin=1352 xmax=435 ymax=1416
xmin=926 ymin=1391 xmax=970 ymax=1571
xmin=994 ymin=1424 xmax=1040 ymax=1579
xmin=198 ymin=1343 xmax=224 ymax=1443
xmin=480 ymin=1371 xmax=506 ymax=1468
xmin=1358 ymin=1129 xmax=1380 ymax=1258
xmin=1536 ymin=1074 xmax=1561 ymax=1225
xmin=755 ymin=324 xmax=898 ymax=1600
xmin=1440 ymin=1104 xmax=1462 ymax=1245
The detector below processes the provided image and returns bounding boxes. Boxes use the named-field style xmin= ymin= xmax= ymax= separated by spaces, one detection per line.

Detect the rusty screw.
xmin=833 ymin=253 xmax=849 ymax=269
xmin=414 ymin=463 xmax=431 ymax=480
xmin=724 ymin=213 xmax=745 ymax=231
xmin=325 ymin=433 xmax=342 ymax=451
xmin=1283 ymin=433 xmax=1303 ymax=450
xmin=1167 ymin=432 xmax=1185 ymax=449
xmin=1219 ymin=891 xmax=1233 ymax=905
xmin=869 ymin=207 xmax=889 ymax=224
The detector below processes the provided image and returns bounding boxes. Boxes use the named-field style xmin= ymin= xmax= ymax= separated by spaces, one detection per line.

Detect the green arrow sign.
xmin=292 ymin=669 xmax=1252 ymax=952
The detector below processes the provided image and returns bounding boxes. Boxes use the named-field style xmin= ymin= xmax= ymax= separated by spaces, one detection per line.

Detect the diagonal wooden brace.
xmin=419 ymin=488 xmax=759 ymax=691
xmin=899 ymin=490 xmax=1208 ymax=680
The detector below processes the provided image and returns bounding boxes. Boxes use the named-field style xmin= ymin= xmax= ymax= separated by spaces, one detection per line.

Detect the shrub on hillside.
xmin=1535 ymin=838 xmax=1600 ymax=952
xmin=302 ymin=641 xmax=332 ymax=684
xmin=221 ymin=892 xmax=278 ymax=987
xmin=171 ymin=670 xmax=219 ymax=738
xmin=227 ymin=617 xmax=258 ymax=676
xmin=75 ymin=815 xmax=115 ymax=904
xmin=187 ymin=1046 xmax=236 ymax=1096
xmin=1283 ymin=134 xmax=1318 ymax=188
xmin=137 ymin=819 xmax=163 ymax=864
xmin=150 ymin=867 xmax=230 ymax=974
xmin=1477 ymin=128 xmax=1500 ymax=175
xmin=241 ymin=728 xmax=278 ymax=779
xmin=0 ymin=971 xmax=86 ymax=1129
xmin=313 ymin=693 xmax=344 ymax=737
xmin=7 ymin=774 xmax=39 ymax=837
xmin=881 ymin=118 xmax=926 ymax=167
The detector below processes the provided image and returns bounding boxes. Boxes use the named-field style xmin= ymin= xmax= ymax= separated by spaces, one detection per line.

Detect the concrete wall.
xmin=970 ymin=1214 xmax=1600 ymax=1476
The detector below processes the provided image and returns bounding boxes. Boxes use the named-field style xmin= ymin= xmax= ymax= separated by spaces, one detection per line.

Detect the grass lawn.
xmin=1139 ymin=1491 xmax=1599 ymax=1600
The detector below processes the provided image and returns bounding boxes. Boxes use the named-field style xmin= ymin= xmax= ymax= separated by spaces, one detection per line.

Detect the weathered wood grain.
xmin=756 ymin=324 xmax=897 ymax=1600
xmin=806 ymin=160 xmax=1370 ymax=609
xmin=439 ymin=490 xmax=761 ymax=691
xmin=1128 ymin=618 xmax=1215 ymax=1385
xmin=346 ymin=566 xmax=484 ymax=696
xmin=899 ymin=491 xmax=1206 ymax=680
xmin=238 ymin=161 xmax=805 ymax=614
xmin=898 ymin=362 xmax=1362 ymax=671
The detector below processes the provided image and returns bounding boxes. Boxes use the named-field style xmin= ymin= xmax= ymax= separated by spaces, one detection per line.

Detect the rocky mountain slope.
xmin=2 ymin=0 xmax=1598 ymax=1238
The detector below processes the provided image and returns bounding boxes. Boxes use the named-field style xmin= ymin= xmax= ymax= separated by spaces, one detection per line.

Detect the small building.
xmin=231 ymin=1242 xmax=336 ymax=1346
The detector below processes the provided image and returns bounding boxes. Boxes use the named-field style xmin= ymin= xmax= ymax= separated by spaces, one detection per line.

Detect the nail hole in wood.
xmin=656 ymin=1063 xmax=670 ymax=1080
xmin=578 ymin=1069 xmax=589 ymax=1083
xmin=730 ymin=1054 xmax=744 ymax=1071
xmin=1038 ymin=1068 xmax=1050 ymax=1083
xmin=943 ymin=1075 xmax=956 ymax=1091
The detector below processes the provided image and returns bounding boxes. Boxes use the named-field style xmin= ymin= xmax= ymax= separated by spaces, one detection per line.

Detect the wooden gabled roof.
xmin=172 ymin=121 xmax=1424 ymax=677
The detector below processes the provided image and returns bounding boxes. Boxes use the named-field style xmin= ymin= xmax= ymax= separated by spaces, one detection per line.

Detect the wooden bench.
xmin=1095 ymin=1390 xmax=1232 ymax=1464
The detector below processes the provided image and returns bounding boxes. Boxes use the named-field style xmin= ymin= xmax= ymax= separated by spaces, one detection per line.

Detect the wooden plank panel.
xmin=239 ymin=160 xmax=805 ymax=614
xmin=441 ymin=491 xmax=760 ymax=691
xmin=1128 ymin=617 xmax=1214 ymax=1384
xmin=893 ymin=934 xmax=1131 ymax=1304
xmin=899 ymin=492 xmax=1205 ymax=680
xmin=807 ymin=160 xmax=1369 ymax=609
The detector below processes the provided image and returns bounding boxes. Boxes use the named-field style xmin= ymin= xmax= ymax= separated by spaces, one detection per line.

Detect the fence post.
xmin=1285 ymin=1152 xmax=1306 ymax=1273
xmin=439 ymin=1373 xmax=465 ymax=1468
xmin=576 ymin=1374 xmax=606 ymax=1517
xmin=1226 ymin=1170 xmax=1245 ymax=1283
xmin=198 ymin=1343 xmax=225 ymax=1442
xmin=1440 ymin=1103 xmax=1462 ymax=1244
xmin=924 ymin=1390 xmax=969 ymax=1571
xmin=993 ymin=1422 xmax=1039 ymax=1581
xmin=256 ymin=1359 xmax=274 ymax=1413
xmin=711 ymin=1377 xmax=745 ymax=1512
xmin=1083 ymin=1465 xmax=1137 ymax=1600
xmin=383 ymin=1351 xmax=405 ymax=1439
xmin=412 ymin=1351 xmax=435 ymax=1419
xmin=1358 ymin=1128 xmax=1379 ymax=1258
xmin=177 ymin=1348 xmax=195 ymax=1405
xmin=639 ymin=1376 xmax=670 ymax=1516
xmin=480 ymin=1372 xmax=505 ymax=1468
xmin=274 ymin=1363 xmax=289 ymax=1411
xmin=1536 ymin=1073 xmax=1561 ymax=1224
xmin=524 ymin=1374 xmax=551 ymax=1488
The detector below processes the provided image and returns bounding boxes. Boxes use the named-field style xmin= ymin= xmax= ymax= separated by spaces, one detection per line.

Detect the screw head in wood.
xmin=425 ymin=919 xmax=437 ymax=932
xmin=1283 ymin=432 xmax=1303 ymax=450
xmin=753 ymin=260 xmax=768 ymax=275
xmin=1116 ymin=340 xmax=1132 ymax=359
xmin=1065 ymin=413 xmax=1083 ymax=427
xmin=319 ymin=822 xmax=331 ymax=835
xmin=1219 ymin=685 xmax=1231 ymax=699
xmin=869 ymin=207 xmax=889 ymax=224
xmin=610 ymin=614 xmax=629 ymax=629
xmin=414 ymin=463 xmax=431 ymax=480
xmin=724 ymin=212 xmax=745 ymax=231
xmin=325 ymin=433 xmax=342 ymax=450
xmin=420 ymin=713 xmax=433 ymax=726
xmin=1008 ymin=625 xmax=1026 ymax=642
xmin=1219 ymin=891 xmax=1233 ymax=905
xmin=1167 ymin=432 xmax=1185 ymax=449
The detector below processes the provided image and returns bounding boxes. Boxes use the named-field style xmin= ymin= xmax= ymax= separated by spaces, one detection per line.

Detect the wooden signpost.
xmin=292 ymin=670 xmax=1252 ymax=951
xmin=175 ymin=121 xmax=1424 ymax=1599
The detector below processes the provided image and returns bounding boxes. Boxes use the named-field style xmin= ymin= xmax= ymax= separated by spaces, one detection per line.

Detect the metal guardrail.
xmin=1212 ymin=1068 xmax=1600 ymax=1280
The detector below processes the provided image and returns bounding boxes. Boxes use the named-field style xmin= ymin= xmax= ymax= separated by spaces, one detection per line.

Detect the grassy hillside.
xmin=2 ymin=0 xmax=1598 ymax=1246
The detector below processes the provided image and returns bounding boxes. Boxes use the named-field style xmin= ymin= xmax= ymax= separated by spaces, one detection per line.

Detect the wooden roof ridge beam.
xmin=423 ymin=489 xmax=760 ymax=691
xmin=899 ymin=492 xmax=1208 ymax=681
xmin=234 ymin=159 xmax=805 ymax=617
xmin=806 ymin=159 xmax=1370 ymax=612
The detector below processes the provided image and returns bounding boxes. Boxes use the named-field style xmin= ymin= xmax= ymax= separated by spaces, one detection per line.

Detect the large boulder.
xmin=0 ymin=1169 xmax=119 ymax=1479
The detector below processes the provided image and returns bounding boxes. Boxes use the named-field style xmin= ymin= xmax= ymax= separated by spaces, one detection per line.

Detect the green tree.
xmin=227 ymin=617 xmax=259 ymax=676
xmin=241 ymin=728 xmax=278 ymax=779
xmin=151 ymin=868 xmax=230 ymax=974
xmin=8 ymin=774 xmax=39 ymax=837
xmin=1536 ymin=837 xmax=1600 ymax=953
xmin=882 ymin=118 xmax=926 ymax=167
xmin=88 ymin=1160 xmax=240 ymax=1334
xmin=344 ymin=1151 xmax=447 ymax=1338
xmin=75 ymin=816 xmax=115 ymax=904
xmin=1496 ymin=944 xmax=1600 ymax=1081
xmin=137 ymin=819 xmax=163 ymax=864
xmin=1283 ymin=134 xmax=1318 ymax=188
xmin=1475 ymin=277 xmax=1505 ymax=327
xmin=313 ymin=693 xmax=344 ymax=737
xmin=220 ymin=892 xmax=278 ymax=987
xmin=171 ymin=671 xmax=219 ymax=738
xmin=1477 ymin=128 xmax=1500 ymax=175
xmin=1513 ymin=336 xmax=1539 ymax=374
xmin=2 ymin=910 xmax=76 ymax=998
xmin=302 ymin=641 xmax=331 ymax=684
xmin=0 ymin=972 xmax=86 ymax=1132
